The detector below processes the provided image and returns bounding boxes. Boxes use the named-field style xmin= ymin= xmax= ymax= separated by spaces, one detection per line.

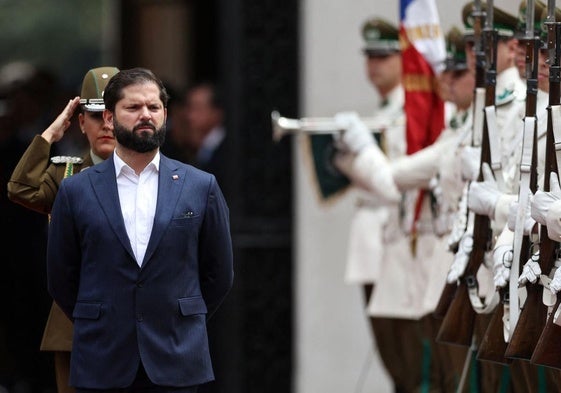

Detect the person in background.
xmin=183 ymin=82 xmax=226 ymax=172
xmin=513 ymin=0 xmax=546 ymax=79
xmin=159 ymin=81 xmax=188 ymax=163
xmin=7 ymin=66 xmax=120 ymax=393
xmin=46 ymin=67 xmax=233 ymax=392
xmin=332 ymin=17 xmax=440 ymax=393
xmin=334 ymin=2 xmax=536 ymax=391
xmin=335 ymin=19 xmax=485 ymax=392
xmin=0 ymin=62 xmax=69 ymax=393
xmin=161 ymin=81 xmax=227 ymax=181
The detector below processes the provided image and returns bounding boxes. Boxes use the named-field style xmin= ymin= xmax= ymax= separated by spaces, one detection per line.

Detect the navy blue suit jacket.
xmin=46 ymin=153 xmax=234 ymax=389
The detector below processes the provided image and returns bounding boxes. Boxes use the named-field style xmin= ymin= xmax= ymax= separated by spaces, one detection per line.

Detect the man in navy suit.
xmin=46 ymin=67 xmax=234 ymax=392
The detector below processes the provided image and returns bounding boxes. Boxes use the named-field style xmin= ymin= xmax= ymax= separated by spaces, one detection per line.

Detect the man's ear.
xmin=103 ymin=109 xmax=113 ymax=128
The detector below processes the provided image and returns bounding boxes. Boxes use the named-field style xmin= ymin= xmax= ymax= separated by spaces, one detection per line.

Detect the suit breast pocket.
xmin=170 ymin=213 xmax=201 ymax=228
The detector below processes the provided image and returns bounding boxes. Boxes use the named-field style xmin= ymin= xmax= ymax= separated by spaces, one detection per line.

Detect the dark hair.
xmin=103 ymin=67 xmax=169 ymax=112
xmin=187 ymin=81 xmax=224 ymax=110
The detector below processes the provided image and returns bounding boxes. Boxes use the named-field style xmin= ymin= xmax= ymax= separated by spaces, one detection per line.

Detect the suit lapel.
xmin=142 ymin=156 xmax=185 ymax=267
xmin=89 ymin=156 xmax=136 ymax=261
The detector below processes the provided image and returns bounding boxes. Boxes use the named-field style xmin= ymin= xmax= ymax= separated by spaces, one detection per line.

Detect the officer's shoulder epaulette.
xmin=50 ymin=156 xmax=84 ymax=165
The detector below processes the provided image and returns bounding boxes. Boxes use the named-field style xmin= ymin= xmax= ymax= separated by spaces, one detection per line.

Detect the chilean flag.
xmin=400 ymin=0 xmax=446 ymax=154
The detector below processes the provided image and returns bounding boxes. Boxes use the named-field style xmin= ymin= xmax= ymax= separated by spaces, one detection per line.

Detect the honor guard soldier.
xmin=336 ymin=21 xmax=480 ymax=392
xmin=439 ymin=4 xmax=527 ymax=392
xmin=7 ymin=66 xmax=119 ymax=393
xmin=333 ymin=17 xmax=460 ymax=393
xmin=503 ymin=4 xmax=561 ymax=391
xmin=439 ymin=26 xmax=469 ymax=126
xmin=334 ymin=2 xmax=541 ymax=391
xmin=514 ymin=0 xmax=547 ymax=78
xmin=484 ymin=3 xmax=552 ymax=392
xmin=459 ymin=2 xmax=546 ymax=392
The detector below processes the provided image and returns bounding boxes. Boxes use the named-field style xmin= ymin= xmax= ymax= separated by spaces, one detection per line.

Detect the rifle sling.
xmin=508 ymin=116 xmax=536 ymax=338
xmin=539 ymin=259 xmax=561 ymax=320
xmin=466 ymin=271 xmax=500 ymax=313
xmin=485 ymin=106 xmax=504 ymax=190
xmin=473 ymin=88 xmax=486 ymax=147
xmin=459 ymin=209 xmax=498 ymax=313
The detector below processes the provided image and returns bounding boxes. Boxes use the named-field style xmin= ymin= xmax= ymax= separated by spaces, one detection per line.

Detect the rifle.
xmin=532 ymin=297 xmax=561 ymax=368
xmin=433 ymin=281 xmax=457 ymax=319
xmin=437 ymin=0 xmax=497 ymax=347
xmin=530 ymin=8 xmax=561 ymax=369
xmin=477 ymin=98 xmax=536 ymax=365
xmin=506 ymin=0 xmax=553 ymax=360
xmin=434 ymin=196 xmax=469 ymax=319
xmin=477 ymin=287 xmax=512 ymax=364
xmin=480 ymin=0 xmax=541 ymax=362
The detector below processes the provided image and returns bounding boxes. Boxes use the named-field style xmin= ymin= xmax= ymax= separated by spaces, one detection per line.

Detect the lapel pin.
xmin=172 ymin=175 xmax=179 ymax=180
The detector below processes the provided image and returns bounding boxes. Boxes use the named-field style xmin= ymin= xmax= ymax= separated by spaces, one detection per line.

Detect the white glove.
xmin=467 ymin=163 xmax=501 ymax=219
xmin=507 ymin=197 xmax=536 ymax=235
xmin=446 ymin=231 xmax=473 ymax=283
xmin=333 ymin=111 xmax=374 ymax=153
xmin=531 ymin=172 xmax=561 ymax=225
xmin=492 ymin=244 xmax=512 ymax=288
xmin=518 ymin=251 xmax=541 ymax=286
xmin=460 ymin=146 xmax=481 ymax=181
xmin=550 ymin=267 xmax=561 ymax=294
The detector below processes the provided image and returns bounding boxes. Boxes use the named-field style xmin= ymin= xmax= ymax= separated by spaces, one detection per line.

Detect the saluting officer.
xmin=7 ymin=66 xmax=119 ymax=393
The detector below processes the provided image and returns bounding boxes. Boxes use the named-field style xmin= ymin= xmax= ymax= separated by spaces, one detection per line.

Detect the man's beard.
xmin=113 ymin=119 xmax=166 ymax=153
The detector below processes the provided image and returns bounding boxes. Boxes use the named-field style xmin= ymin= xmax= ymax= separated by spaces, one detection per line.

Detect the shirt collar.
xmin=201 ymin=126 xmax=225 ymax=151
xmin=113 ymin=150 xmax=160 ymax=177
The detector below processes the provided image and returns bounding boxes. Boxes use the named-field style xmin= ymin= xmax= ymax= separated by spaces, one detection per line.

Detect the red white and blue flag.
xmin=400 ymin=0 xmax=446 ymax=239
xmin=400 ymin=0 xmax=446 ymax=155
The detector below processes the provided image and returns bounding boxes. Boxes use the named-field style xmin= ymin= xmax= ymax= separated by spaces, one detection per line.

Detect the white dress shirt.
xmin=114 ymin=151 xmax=160 ymax=266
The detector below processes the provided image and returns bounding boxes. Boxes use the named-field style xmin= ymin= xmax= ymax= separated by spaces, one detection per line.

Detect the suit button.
xmin=137 ymin=313 xmax=143 ymax=322
xmin=137 ymin=282 xmax=143 ymax=288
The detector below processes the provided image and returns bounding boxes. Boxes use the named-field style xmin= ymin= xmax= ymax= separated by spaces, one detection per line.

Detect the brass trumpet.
xmin=271 ymin=110 xmax=395 ymax=142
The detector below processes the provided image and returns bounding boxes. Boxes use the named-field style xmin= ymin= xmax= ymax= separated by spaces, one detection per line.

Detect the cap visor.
xmin=363 ymin=49 xmax=400 ymax=56
xmin=82 ymin=103 xmax=105 ymax=112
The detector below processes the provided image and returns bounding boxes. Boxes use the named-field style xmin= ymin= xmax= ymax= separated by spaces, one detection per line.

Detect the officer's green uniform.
xmin=7 ymin=66 xmax=119 ymax=393
xmin=8 ymin=137 xmax=92 ymax=215
xmin=8 ymin=140 xmax=90 ymax=393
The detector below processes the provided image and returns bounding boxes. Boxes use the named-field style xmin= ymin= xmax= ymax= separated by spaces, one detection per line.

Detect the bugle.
xmin=271 ymin=110 xmax=394 ymax=142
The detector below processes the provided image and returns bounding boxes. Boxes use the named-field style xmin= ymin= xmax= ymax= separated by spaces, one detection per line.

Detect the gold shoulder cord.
xmin=48 ymin=162 xmax=74 ymax=223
